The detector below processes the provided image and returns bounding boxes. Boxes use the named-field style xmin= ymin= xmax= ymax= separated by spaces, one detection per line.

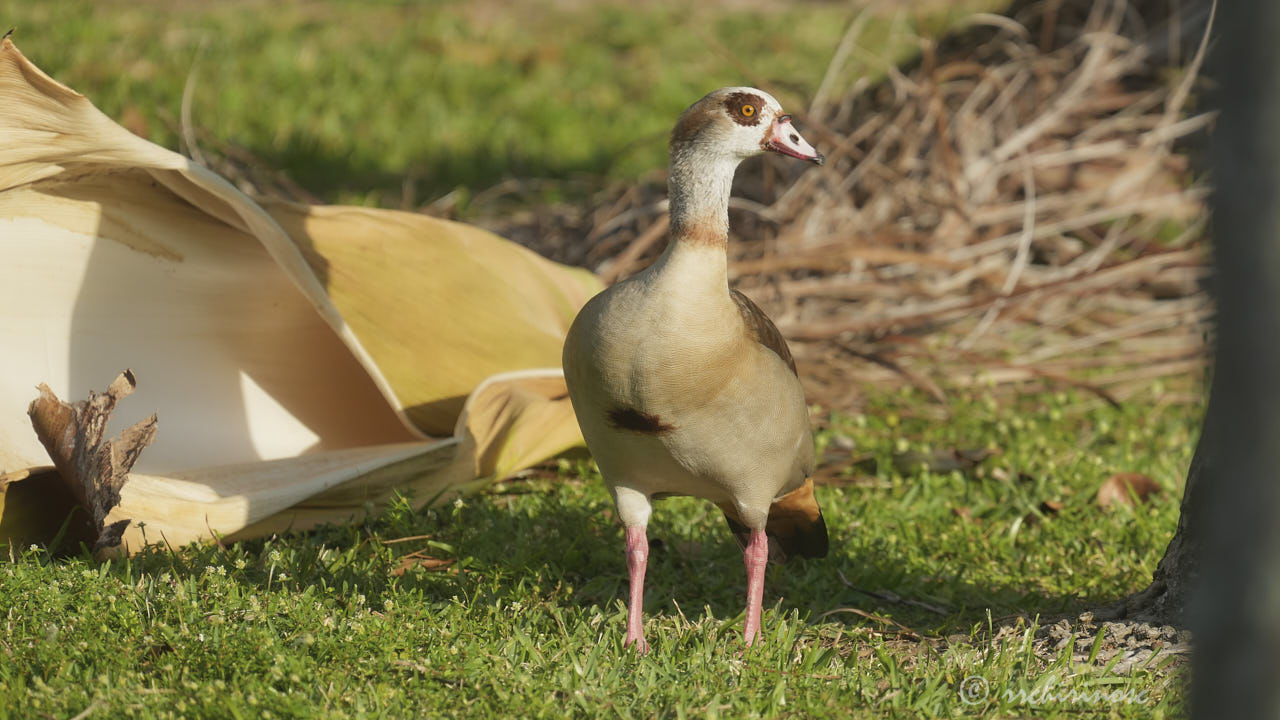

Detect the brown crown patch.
xmin=671 ymin=103 xmax=714 ymax=146
xmin=723 ymin=91 xmax=765 ymax=127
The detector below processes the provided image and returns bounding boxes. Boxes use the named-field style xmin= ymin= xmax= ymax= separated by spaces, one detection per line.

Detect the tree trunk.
xmin=1123 ymin=0 xmax=1280 ymax=716
xmin=1190 ymin=0 xmax=1280 ymax=713
xmin=1116 ymin=392 xmax=1217 ymax=624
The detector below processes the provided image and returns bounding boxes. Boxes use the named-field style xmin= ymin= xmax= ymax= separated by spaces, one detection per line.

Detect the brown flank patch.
xmin=607 ymin=407 xmax=674 ymax=434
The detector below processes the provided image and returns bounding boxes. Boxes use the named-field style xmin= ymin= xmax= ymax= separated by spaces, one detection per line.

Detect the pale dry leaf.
xmin=0 ymin=38 xmax=600 ymax=552
xmin=391 ymin=554 xmax=455 ymax=577
xmin=1096 ymin=472 xmax=1161 ymax=509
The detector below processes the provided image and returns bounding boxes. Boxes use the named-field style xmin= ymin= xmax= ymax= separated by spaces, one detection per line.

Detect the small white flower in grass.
xmin=234 ymin=558 xmax=247 ymax=570
xmin=356 ymin=594 xmax=366 ymax=606
xmin=384 ymin=599 xmax=394 ymax=610
xmin=277 ymin=572 xmax=289 ymax=581
xmin=323 ymin=616 xmax=336 ymax=629
xmin=453 ymin=497 xmax=465 ymax=509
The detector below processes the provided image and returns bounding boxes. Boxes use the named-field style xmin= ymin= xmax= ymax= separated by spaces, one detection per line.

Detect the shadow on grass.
xmin=99 ymin=479 xmax=1124 ymax=641
xmin=245 ymin=132 xmax=622 ymax=215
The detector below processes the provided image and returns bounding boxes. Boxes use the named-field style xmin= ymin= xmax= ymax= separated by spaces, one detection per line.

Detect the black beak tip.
xmin=812 ymin=152 xmax=826 ymax=166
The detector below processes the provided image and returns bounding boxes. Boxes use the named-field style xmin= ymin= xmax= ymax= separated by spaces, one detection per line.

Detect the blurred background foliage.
xmin=3 ymin=0 xmax=999 ymax=210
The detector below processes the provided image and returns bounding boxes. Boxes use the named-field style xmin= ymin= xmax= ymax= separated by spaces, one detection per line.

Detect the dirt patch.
xmin=998 ymin=611 xmax=1191 ymax=674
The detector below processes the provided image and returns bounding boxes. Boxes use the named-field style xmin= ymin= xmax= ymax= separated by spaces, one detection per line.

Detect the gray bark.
xmin=1118 ymin=393 xmax=1215 ymax=624
xmin=1188 ymin=0 xmax=1280 ymax=716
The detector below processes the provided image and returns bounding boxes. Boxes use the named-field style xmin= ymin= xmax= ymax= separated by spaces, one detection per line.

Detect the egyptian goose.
xmin=563 ymin=87 xmax=828 ymax=651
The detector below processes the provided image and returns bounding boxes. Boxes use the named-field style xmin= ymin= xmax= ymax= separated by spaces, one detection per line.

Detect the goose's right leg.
xmin=614 ymin=486 xmax=653 ymax=652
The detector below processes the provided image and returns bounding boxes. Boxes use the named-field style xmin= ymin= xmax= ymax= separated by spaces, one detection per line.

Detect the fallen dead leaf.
xmin=1096 ymin=473 xmax=1162 ymax=509
xmin=391 ymin=553 xmax=455 ymax=576
xmin=0 ymin=37 xmax=601 ymax=554
xmin=892 ymin=448 xmax=996 ymax=474
xmin=846 ymin=448 xmax=996 ymax=477
xmin=1023 ymin=499 xmax=1064 ymax=526
xmin=1039 ymin=500 xmax=1065 ymax=515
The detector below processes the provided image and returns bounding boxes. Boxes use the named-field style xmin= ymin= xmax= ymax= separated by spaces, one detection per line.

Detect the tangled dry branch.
xmin=199 ymin=0 xmax=1214 ymax=413
xmin=492 ymin=0 xmax=1214 ymax=411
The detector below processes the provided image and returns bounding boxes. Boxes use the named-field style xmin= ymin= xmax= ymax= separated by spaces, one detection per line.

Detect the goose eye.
xmin=741 ymin=104 xmax=756 ymax=117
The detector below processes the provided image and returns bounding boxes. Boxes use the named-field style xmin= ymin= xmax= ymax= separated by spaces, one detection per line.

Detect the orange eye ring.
xmin=741 ymin=104 xmax=755 ymax=117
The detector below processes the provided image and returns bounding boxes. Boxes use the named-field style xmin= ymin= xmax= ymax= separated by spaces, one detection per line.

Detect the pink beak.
xmin=764 ymin=114 xmax=824 ymax=165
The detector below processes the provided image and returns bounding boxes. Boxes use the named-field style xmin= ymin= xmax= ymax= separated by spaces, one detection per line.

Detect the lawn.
xmin=0 ymin=0 xmax=998 ymax=209
xmin=0 ymin=1 xmax=1199 ymax=717
xmin=4 ymin=387 xmax=1196 ymax=719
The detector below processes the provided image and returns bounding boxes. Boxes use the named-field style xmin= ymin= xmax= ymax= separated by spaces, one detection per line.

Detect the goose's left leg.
xmin=742 ymin=528 xmax=769 ymax=646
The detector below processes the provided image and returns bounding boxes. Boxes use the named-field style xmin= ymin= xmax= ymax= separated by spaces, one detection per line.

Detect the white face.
xmin=714 ymin=86 xmax=786 ymax=159
xmin=674 ymin=86 xmax=824 ymax=165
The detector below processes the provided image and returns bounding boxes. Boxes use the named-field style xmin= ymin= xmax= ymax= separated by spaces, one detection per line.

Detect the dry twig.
xmin=516 ymin=0 xmax=1215 ymax=410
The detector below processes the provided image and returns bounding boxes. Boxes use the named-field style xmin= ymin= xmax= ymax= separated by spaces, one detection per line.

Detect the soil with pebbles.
xmin=993 ymin=611 xmax=1191 ymax=675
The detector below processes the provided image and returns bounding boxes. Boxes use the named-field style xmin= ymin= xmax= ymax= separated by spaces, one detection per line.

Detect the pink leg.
xmin=743 ymin=529 xmax=769 ymax=647
xmin=624 ymin=525 xmax=650 ymax=652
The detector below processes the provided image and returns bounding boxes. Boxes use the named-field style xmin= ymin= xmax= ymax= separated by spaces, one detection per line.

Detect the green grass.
xmin=3 ymin=387 xmax=1196 ymax=719
xmin=1 ymin=3 xmax=1195 ymax=717
xmin=1 ymin=0 xmax=997 ymax=210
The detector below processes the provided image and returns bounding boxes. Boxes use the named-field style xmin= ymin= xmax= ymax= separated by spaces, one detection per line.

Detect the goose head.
xmin=669 ymin=86 xmax=824 ymax=166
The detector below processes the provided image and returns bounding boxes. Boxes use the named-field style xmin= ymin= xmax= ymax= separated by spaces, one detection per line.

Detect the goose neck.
xmin=667 ymin=146 xmax=740 ymax=249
